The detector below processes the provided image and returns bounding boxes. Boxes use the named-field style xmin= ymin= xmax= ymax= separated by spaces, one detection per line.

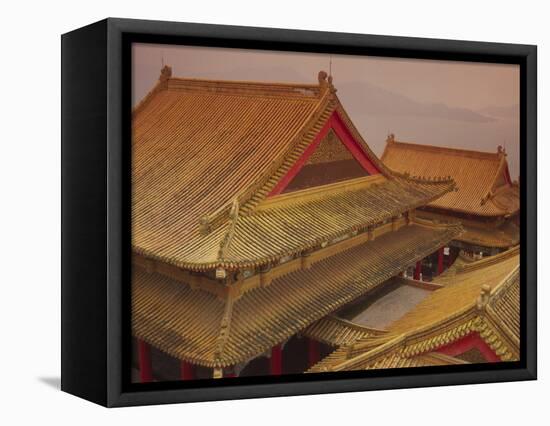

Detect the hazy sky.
xmin=133 ymin=43 xmax=520 ymax=178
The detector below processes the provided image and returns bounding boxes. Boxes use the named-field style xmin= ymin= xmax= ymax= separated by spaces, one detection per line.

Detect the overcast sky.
xmin=133 ymin=43 xmax=520 ymax=178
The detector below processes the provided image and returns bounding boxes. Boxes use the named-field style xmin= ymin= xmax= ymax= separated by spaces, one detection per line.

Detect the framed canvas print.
xmin=61 ymin=18 xmax=537 ymax=407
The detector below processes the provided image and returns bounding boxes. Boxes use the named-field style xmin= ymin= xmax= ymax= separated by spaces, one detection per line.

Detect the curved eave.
xmin=133 ymin=175 xmax=456 ymax=272
xmin=422 ymin=202 xmax=519 ymax=219
xmin=456 ymin=226 xmax=519 ymax=249
xmin=132 ymin=222 xmax=462 ymax=368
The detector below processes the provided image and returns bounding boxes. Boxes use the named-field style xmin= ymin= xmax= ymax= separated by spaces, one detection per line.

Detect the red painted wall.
xmin=436 ymin=332 xmax=501 ymax=362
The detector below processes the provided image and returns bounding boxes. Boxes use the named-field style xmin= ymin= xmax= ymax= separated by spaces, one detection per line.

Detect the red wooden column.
xmin=308 ymin=339 xmax=320 ymax=367
xmin=414 ymin=261 xmax=422 ymax=280
xmin=137 ymin=339 xmax=153 ymax=383
xmin=271 ymin=344 xmax=283 ymax=375
xmin=437 ymin=247 xmax=445 ymax=275
xmin=180 ymin=360 xmax=194 ymax=380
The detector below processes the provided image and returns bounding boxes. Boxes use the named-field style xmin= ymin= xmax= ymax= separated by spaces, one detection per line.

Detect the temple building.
xmin=131 ymin=67 xmax=463 ymax=382
xmin=381 ymin=136 xmax=520 ymax=262
xmin=307 ymin=246 xmax=520 ymax=372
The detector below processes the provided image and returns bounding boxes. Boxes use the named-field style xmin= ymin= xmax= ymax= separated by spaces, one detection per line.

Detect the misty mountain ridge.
xmin=136 ymin=65 xmax=514 ymax=125
xmin=132 ymin=64 xmax=519 ymax=178
xmin=336 ymin=81 xmax=499 ymax=123
xmin=477 ymin=104 xmax=520 ymax=120
xmin=215 ymin=71 xmax=505 ymax=124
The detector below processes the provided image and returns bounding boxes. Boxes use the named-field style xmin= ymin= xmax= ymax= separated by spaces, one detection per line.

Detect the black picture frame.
xmin=61 ymin=17 xmax=537 ymax=407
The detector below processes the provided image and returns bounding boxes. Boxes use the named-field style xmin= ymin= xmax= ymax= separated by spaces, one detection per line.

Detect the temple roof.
xmin=381 ymin=137 xmax=519 ymax=218
xmin=132 ymin=221 xmax=461 ymax=368
xmin=459 ymin=220 xmax=519 ymax=249
xmin=416 ymin=209 xmax=519 ymax=249
xmin=308 ymin=246 xmax=520 ymax=372
xmin=132 ymin=68 xmax=455 ymax=271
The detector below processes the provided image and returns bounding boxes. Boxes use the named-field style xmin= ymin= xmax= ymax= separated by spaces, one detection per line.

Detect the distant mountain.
xmin=478 ymin=104 xmax=519 ymax=120
xmin=335 ymin=81 xmax=496 ymax=123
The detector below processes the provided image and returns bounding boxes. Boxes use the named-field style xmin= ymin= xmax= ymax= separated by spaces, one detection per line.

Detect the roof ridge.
xmin=487 ymin=153 xmax=512 ymax=195
xmin=168 ymin=76 xmax=320 ymax=90
xmin=134 ymin=65 xmax=325 ymax=122
xmin=213 ymin=295 xmax=235 ymax=363
xmin=326 ymin=315 xmax=388 ymax=335
xmin=332 ymin=100 xmax=393 ymax=177
xmin=255 ymin=175 xmax=386 ymax=211
xmin=484 ymin=269 xmax=520 ymax=349
xmin=164 ymin=69 xmax=335 ymax=99
xmin=217 ymin=198 xmax=240 ymax=262
xmin=392 ymin=170 xmax=456 ymax=186
xmin=488 ymin=263 xmax=520 ymax=301
xmin=386 ymin=138 xmax=502 ymax=161
xmin=164 ymin=74 xmax=326 ymax=101
xmin=333 ymin=335 xmax=406 ymax=371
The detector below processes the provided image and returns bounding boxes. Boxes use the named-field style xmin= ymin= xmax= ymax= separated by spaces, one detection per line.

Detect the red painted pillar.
xmin=180 ymin=360 xmax=194 ymax=380
xmin=437 ymin=247 xmax=444 ymax=275
xmin=414 ymin=261 xmax=422 ymax=280
xmin=138 ymin=339 xmax=153 ymax=383
xmin=271 ymin=344 xmax=283 ymax=375
xmin=308 ymin=339 xmax=320 ymax=367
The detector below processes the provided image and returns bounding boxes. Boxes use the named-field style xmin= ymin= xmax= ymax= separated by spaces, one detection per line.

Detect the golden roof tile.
xmin=381 ymin=138 xmax=519 ymax=218
xmin=132 ymin=71 xmax=456 ymax=271
xmin=133 ymin=71 xmax=327 ymax=270
xmin=132 ymin=223 xmax=461 ymax=367
xmin=416 ymin=209 xmax=519 ymax=249
xmin=308 ymin=246 xmax=520 ymax=372
xmin=459 ymin=221 xmax=519 ymax=248
xmin=483 ymin=254 xmax=520 ymax=346
xmin=214 ymin=176 xmax=455 ymax=269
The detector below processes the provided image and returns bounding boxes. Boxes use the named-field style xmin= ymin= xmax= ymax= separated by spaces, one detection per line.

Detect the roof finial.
xmin=318 ymin=70 xmax=328 ymax=85
xmin=318 ymin=70 xmax=330 ymax=94
xmin=387 ymin=133 xmax=395 ymax=144
xmin=160 ymin=64 xmax=172 ymax=83
xmin=476 ymin=284 xmax=492 ymax=310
